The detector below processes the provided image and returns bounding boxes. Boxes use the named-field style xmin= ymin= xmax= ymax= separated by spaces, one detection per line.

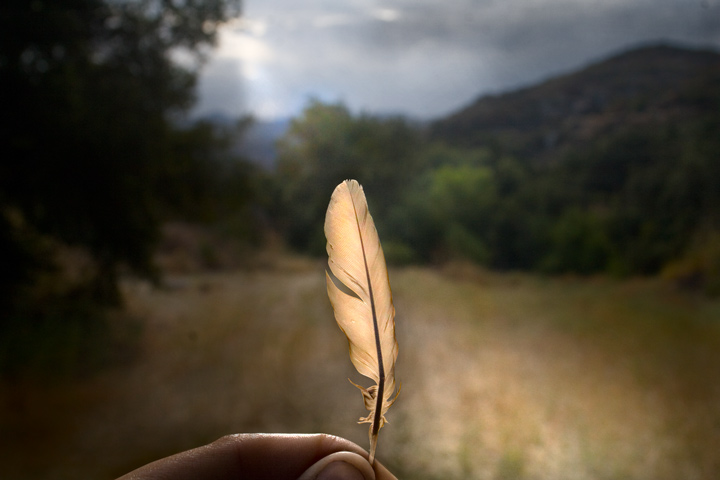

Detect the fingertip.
xmin=297 ymin=451 xmax=374 ymax=480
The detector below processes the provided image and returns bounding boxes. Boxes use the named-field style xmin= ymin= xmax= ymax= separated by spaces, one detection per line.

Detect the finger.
xmin=298 ymin=451 xmax=374 ymax=480
xmin=116 ymin=433 xmax=396 ymax=480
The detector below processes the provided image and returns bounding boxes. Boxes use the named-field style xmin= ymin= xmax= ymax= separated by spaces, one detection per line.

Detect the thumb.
xmin=297 ymin=451 xmax=375 ymax=480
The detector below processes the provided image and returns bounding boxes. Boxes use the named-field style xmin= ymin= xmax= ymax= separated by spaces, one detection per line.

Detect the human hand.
xmin=116 ymin=433 xmax=398 ymax=480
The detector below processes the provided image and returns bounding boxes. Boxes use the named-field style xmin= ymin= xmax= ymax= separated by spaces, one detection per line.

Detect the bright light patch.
xmin=216 ymin=29 xmax=274 ymax=63
xmin=372 ymin=8 xmax=401 ymax=22
xmin=236 ymin=18 xmax=268 ymax=36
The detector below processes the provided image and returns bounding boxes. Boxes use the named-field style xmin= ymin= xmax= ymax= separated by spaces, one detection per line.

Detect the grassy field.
xmin=2 ymin=258 xmax=720 ymax=479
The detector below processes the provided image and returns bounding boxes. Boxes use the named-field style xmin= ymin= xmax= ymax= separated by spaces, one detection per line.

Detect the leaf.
xmin=324 ymin=179 xmax=399 ymax=464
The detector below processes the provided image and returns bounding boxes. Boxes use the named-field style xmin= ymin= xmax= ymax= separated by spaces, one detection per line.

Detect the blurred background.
xmin=1 ymin=1 xmax=720 ymax=479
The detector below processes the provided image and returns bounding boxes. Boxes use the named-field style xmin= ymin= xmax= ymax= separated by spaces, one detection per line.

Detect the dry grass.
xmin=2 ymin=258 xmax=720 ymax=479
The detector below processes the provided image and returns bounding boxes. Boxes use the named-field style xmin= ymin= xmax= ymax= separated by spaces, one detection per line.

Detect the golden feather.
xmin=324 ymin=179 xmax=399 ymax=464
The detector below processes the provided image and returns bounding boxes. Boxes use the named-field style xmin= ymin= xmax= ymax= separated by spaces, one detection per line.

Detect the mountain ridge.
xmin=430 ymin=42 xmax=720 ymax=161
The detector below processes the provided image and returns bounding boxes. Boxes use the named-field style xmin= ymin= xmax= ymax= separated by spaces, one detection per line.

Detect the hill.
xmin=259 ymin=43 xmax=720 ymax=288
xmin=430 ymin=43 xmax=720 ymax=162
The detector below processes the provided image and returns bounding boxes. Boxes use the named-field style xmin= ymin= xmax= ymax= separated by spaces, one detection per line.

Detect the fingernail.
xmin=297 ymin=451 xmax=375 ymax=480
xmin=316 ymin=460 xmax=365 ymax=480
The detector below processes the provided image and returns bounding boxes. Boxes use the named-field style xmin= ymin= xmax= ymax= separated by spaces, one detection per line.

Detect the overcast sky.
xmin=192 ymin=0 xmax=720 ymax=121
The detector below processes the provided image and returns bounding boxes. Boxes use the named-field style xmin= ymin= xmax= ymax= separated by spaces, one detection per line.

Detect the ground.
xmin=2 ymin=258 xmax=719 ymax=479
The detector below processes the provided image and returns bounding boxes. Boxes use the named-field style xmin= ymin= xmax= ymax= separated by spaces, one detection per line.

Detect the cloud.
xmin=371 ymin=8 xmax=401 ymax=22
xmin=194 ymin=0 xmax=720 ymax=120
xmin=312 ymin=13 xmax=357 ymax=28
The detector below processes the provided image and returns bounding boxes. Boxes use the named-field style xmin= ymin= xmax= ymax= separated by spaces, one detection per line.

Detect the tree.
xmin=0 ymin=0 xmax=242 ymax=311
xmin=274 ymin=101 xmax=422 ymax=254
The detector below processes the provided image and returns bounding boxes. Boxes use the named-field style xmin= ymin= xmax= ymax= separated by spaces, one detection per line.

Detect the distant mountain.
xmin=193 ymin=112 xmax=290 ymax=169
xmin=196 ymin=111 xmax=239 ymax=127
xmin=234 ymin=118 xmax=290 ymax=169
xmin=430 ymin=43 xmax=720 ymax=162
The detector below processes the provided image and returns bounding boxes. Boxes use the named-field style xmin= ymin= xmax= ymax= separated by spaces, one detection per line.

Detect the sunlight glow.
xmin=216 ymin=29 xmax=273 ymax=63
xmin=371 ymin=8 xmax=401 ymax=22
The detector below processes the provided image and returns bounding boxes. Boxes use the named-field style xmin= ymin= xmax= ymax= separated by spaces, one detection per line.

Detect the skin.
xmin=116 ymin=433 xmax=398 ymax=480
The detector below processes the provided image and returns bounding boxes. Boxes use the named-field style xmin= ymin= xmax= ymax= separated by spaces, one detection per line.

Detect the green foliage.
xmin=273 ymin=100 xmax=422 ymax=254
xmin=662 ymin=230 xmax=720 ymax=296
xmin=381 ymin=240 xmax=418 ymax=266
xmin=163 ymin=119 xmax=260 ymax=227
xmin=389 ymin=164 xmax=495 ymax=263
xmin=444 ymin=223 xmax=490 ymax=264
xmin=417 ymin=142 xmax=492 ymax=169
xmin=271 ymin=97 xmax=719 ymax=293
xmin=585 ymin=123 xmax=719 ymax=275
xmin=539 ymin=208 xmax=611 ymax=274
xmin=386 ymin=154 xmax=549 ymax=269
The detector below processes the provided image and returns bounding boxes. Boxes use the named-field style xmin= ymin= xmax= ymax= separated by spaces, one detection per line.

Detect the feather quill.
xmin=324 ymin=179 xmax=399 ymax=464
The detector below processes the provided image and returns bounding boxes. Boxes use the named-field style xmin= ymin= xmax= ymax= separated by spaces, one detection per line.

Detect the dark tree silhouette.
xmin=0 ymin=0 xmax=242 ymax=313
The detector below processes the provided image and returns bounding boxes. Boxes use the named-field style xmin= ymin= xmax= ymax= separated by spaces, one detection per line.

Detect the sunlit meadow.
xmin=2 ymin=257 xmax=719 ymax=479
